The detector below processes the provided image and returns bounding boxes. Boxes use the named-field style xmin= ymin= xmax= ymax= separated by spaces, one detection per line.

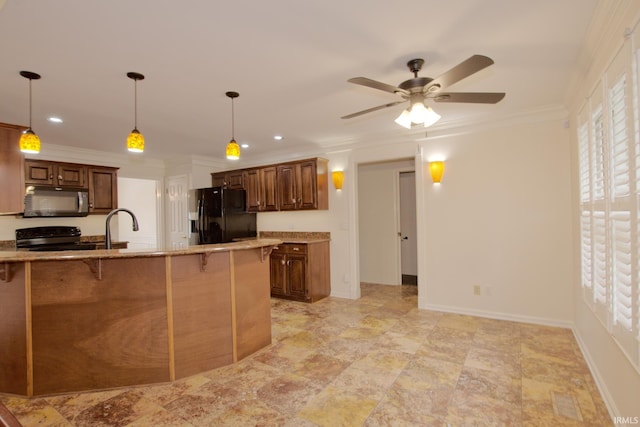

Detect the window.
xmin=578 ymin=35 xmax=639 ymax=370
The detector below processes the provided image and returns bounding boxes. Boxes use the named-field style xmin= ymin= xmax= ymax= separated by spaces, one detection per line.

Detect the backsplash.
xmin=259 ymin=231 xmax=330 ymax=240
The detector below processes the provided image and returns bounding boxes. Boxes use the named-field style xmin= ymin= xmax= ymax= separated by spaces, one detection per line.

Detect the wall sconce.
xmin=332 ymin=171 xmax=344 ymax=190
xmin=429 ymin=161 xmax=445 ymax=183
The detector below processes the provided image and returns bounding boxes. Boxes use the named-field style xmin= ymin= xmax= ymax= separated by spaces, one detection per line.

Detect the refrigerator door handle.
xmin=198 ymin=198 xmax=204 ymax=244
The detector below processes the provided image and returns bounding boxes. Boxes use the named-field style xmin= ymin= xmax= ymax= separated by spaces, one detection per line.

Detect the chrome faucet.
xmin=105 ymin=208 xmax=139 ymax=249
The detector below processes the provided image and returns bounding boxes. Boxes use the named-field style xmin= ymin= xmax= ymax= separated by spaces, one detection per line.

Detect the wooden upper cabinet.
xmin=25 ymin=160 xmax=87 ymax=188
xmin=212 ymin=157 xmax=328 ymax=212
xmin=277 ymin=158 xmax=328 ymax=211
xmin=0 ymin=123 xmax=26 ymax=214
xmin=88 ymin=167 xmax=118 ymax=213
xmin=261 ymin=166 xmax=278 ymax=211
xmin=226 ymin=170 xmax=245 ymax=189
xmin=211 ymin=170 xmax=245 ymax=189
xmin=245 ymin=167 xmax=278 ymax=212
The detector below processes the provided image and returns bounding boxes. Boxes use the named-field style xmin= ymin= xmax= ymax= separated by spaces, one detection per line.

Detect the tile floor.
xmin=1 ymin=283 xmax=612 ymax=426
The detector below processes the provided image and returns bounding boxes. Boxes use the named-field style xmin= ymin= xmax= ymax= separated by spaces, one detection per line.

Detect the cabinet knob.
xmin=292 ymin=247 xmax=299 ymax=251
xmin=58 ymin=175 xmax=63 ymax=181
xmin=281 ymin=259 xmax=285 ymax=265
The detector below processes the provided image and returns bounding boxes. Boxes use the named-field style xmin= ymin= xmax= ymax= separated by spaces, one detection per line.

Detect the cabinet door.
xmin=287 ymin=253 xmax=308 ymax=300
xmin=260 ymin=166 xmax=279 ymax=211
xmin=244 ymin=169 xmax=261 ymax=212
xmin=211 ymin=172 xmax=225 ymax=188
xmin=56 ymin=164 xmax=87 ymax=188
xmin=277 ymin=164 xmax=297 ymax=210
xmin=226 ymin=171 xmax=245 ymax=189
xmin=0 ymin=124 xmax=26 ymax=213
xmin=88 ymin=167 xmax=118 ymax=213
xmin=269 ymin=251 xmax=288 ymax=296
xmin=297 ymin=160 xmax=318 ymax=210
xmin=25 ymin=160 xmax=54 ymax=186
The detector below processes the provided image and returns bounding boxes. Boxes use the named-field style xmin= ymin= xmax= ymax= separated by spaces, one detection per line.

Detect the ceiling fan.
xmin=342 ymin=54 xmax=505 ymax=128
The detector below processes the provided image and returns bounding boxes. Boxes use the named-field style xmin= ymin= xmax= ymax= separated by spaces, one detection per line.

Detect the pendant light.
xmin=126 ymin=72 xmax=145 ymax=153
xmin=18 ymin=71 xmax=42 ymax=154
xmin=225 ymin=91 xmax=240 ymax=160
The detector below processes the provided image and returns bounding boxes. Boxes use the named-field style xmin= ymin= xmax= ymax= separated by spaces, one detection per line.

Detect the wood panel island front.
xmin=0 ymin=239 xmax=280 ymax=397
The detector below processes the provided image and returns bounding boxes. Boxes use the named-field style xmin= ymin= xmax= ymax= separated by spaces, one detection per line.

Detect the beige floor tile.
xmin=1 ymin=284 xmax=612 ymax=427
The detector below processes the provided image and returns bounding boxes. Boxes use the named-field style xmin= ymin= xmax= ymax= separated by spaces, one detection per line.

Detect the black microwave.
xmin=23 ymin=186 xmax=90 ymax=217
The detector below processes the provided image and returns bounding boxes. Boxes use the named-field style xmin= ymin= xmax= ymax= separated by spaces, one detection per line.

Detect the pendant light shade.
xmin=126 ymin=72 xmax=145 ymax=153
xmin=19 ymin=71 xmax=42 ymax=154
xmin=225 ymin=91 xmax=240 ymax=160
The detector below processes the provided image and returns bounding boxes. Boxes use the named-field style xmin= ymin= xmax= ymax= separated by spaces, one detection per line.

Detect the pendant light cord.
xmin=134 ymin=79 xmax=138 ymax=130
xmin=28 ymin=78 xmax=33 ymax=129
xmin=231 ymin=96 xmax=235 ymax=140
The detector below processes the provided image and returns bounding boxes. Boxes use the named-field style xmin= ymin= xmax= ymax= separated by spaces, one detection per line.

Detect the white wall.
xmin=358 ymin=159 xmax=414 ymax=285
xmin=420 ymin=119 xmax=574 ymax=325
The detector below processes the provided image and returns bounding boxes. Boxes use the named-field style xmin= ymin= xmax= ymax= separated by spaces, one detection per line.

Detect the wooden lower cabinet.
xmin=270 ymin=241 xmax=330 ymax=302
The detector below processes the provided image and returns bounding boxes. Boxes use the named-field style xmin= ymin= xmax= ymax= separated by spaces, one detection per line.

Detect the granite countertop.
xmin=258 ymin=231 xmax=330 ymax=244
xmin=0 ymin=238 xmax=282 ymax=262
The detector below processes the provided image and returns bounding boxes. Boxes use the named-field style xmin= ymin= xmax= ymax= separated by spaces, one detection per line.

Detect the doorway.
xmin=399 ymin=171 xmax=417 ymax=285
xmin=117 ymin=177 xmax=161 ymax=249
xmin=357 ymin=159 xmax=416 ymax=288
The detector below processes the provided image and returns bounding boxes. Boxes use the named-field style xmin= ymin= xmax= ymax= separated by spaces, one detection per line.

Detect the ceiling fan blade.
xmin=425 ymin=55 xmax=495 ymax=92
xmin=348 ymin=77 xmax=409 ymax=96
xmin=429 ymin=92 xmax=505 ymax=104
xmin=341 ymin=101 xmax=405 ymax=119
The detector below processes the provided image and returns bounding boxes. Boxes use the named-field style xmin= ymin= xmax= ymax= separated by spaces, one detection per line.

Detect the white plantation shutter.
xmin=579 ymin=122 xmax=591 ymax=203
xmin=610 ymin=76 xmax=630 ymax=199
xmin=579 ymin=35 xmax=639 ymax=369
xmin=612 ymin=211 xmax=633 ymax=330
xmin=581 ymin=211 xmax=593 ymax=298
xmin=591 ymin=104 xmax=606 ymax=202
xmin=593 ymin=211 xmax=608 ymax=306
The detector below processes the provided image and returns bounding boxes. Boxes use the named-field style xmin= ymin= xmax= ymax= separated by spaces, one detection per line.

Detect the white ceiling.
xmin=0 ymin=0 xmax=597 ymax=163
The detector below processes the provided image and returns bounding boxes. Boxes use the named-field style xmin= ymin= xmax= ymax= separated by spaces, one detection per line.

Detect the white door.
xmin=399 ymin=171 xmax=417 ymax=284
xmin=117 ymin=177 xmax=160 ymax=249
xmin=166 ymin=174 xmax=189 ymax=249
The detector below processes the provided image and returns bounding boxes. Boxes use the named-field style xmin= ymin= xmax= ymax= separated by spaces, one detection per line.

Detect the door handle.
xmin=402 ymin=236 xmax=408 ymax=240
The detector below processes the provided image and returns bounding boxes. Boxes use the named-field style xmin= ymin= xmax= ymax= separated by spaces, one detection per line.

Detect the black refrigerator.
xmin=188 ymin=187 xmax=257 ymax=245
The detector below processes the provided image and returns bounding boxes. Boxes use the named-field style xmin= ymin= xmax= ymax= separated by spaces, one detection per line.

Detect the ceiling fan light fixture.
xmin=225 ymin=91 xmax=241 ymax=160
xmin=409 ymin=101 xmax=428 ymax=123
xmin=394 ymin=110 xmax=412 ymax=129
xmin=421 ymin=106 xmax=441 ymax=128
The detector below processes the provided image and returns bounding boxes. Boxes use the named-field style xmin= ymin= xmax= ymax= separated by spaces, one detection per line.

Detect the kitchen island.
xmin=0 ymin=239 xmax=280 ymax=397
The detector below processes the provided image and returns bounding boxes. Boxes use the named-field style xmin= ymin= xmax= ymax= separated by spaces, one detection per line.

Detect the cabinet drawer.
xmin=273 ymin=243 xmax=307 ymax=254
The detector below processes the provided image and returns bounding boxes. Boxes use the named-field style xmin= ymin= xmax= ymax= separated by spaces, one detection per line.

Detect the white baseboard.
xmin=571 ymin=328 xmax=618 ymax=425
xmin=421 ymin=302 xmax=573 ymax=329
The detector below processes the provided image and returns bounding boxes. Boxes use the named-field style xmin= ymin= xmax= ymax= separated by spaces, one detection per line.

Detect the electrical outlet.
xmin=473 ymin=285 xmax=481 ymax=296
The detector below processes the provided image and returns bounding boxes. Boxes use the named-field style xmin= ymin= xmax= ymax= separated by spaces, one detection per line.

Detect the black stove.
xmin=16 ymin=226 xmax=97 ymax=251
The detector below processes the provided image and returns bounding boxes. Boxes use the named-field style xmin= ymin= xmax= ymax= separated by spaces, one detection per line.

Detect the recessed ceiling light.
xmin=241 ymin=143 xmax=249 ymax=148
xmin=47 ymin=117 xmax=63 ymax=123
xmin=273 ymin=135 xmax=283 ymax=141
